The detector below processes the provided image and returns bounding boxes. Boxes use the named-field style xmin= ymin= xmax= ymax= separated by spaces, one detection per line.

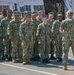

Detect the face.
xmin=31 ymin=15 xmax=36 ymax=20
xmin=66 ymin=13 xmax=73 ymax=18
xmin=38 ymin=11 xmax=43 ymax=16
xmin=26 ymin=17 xmax=31 ymax=23
xmin=14 ymin=15 xmax=19 ymax=21
xmin=48 ymin=15 xmax=54 ymax=20
xmin=43 ymin=18 xmax=47 ymax=24
xmin=58 ymin=15 xmax=62 ymax=20
xmin=7 ymin=12 xmax=13 ymax=18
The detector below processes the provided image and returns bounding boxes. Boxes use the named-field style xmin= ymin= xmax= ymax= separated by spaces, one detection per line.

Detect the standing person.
xmin=52 ymin=13 xmax=63 ymax=62
xmin=19 ymin=13 xmax=35 ymax=65
xmin=33 ymin=10 xmax=43 ymax=60
xmin=47 ymin=12 xmax=56 ymax=60
xmin=60 ymin=10 xmax=74 ymax=70
xmin=31 ymin=12 xmax=39 ymax=61
xmin=0 ymin=9 xmax=7 ymax=60
xmin=7 ymin=11 xmax=22 ymax=63
xmin=36 ymin=17 xmax=51 ymax=63
xmin=0 ymin=9 xmax=13 ymax=61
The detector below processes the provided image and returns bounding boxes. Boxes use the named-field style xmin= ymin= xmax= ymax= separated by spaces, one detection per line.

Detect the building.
xmin=0 ymin=0 xmax=44 ymax=13
xmin=0 ymin=0 xmax=74 ymax=18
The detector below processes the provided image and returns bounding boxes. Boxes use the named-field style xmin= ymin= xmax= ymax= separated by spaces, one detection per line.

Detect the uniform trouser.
xmin=33 ymin=38 xmax=39 ymax=57
xmin=22 ymin=41 xmax=33 ymax=61
xmin=11 ymin=38 xmax=22 ymax=59
xmin=62 ymin=39 xmax=74 ymax=64
xmin=0 ymin=38 xmax=4 ymax=59
xmin=50 ymin=40 xmax=55 ymax=55
xmin=3 ymin=36 xmax=10 ymax=56
xmin=39 ymin=41 xmax=50 ymax=59
xmin=55 ymin=38 xmax=62 ymax=58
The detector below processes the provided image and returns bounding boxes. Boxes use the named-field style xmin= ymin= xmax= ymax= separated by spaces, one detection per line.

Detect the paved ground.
xmin=0 ymin=48 xmax=74 ymax=75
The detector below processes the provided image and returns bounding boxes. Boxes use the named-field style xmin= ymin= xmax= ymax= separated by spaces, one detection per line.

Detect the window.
xmin=3 ymin=5 xmax=9 ymax=10
xmin=0 ymin=5 xmax=9 ymax=13
xmin=20 ymin=5 xmax=31 ymax=12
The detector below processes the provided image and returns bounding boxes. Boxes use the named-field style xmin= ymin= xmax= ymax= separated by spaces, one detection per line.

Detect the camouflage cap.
xmin=57 ymin=12 xmax=62 ymax=16
xmin=14 ymin=11 xmax=20 ymax=15
xmin=7 ymin=9 xmax=13 ymax=13
xmin=66 ymin=10 xmax=73 ymax=14
xmin=48 ymin=12 xmax=54 ymax=16
xmin=31 ymin=12 xmax=36 ymax=16
xmin=38 ymin=10 xmax=42 ymax=13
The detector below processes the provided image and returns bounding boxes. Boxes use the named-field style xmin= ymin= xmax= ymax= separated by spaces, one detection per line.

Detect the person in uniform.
xmin=7 ymin=11 xmax=22 ymax=63
xmin=0 ymin=8 xmax=7 ymax=60
xmin=47 ymin=12 xmax=56 ymax=60
xmin=60 ymin=10 xmax=74 ymax=70
xmin=33 ymin=10 xmax=43 ymax=60
xmin=36 ymin=17 xmax=51 ymax=63
xmin=19 ymin=13 xmax=35 ymax=65
xmin=31 ymin=12 xmax=40 ymax=61
xmin=51 ymin=13 xmax=63 ymax=62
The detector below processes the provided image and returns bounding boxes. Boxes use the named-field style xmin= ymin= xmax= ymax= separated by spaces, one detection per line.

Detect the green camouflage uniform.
xmin=48 ymin=20 xmax=55 ymax=55
xmin=0 ymin=17 xmax=12 ymax=58
xmin=52 ymin=20 xmax=62 ymax=58
xmin=36 ymin=23 xmax=51 ymax=59
xmin=7 ymin=19 xmax=22 ymax=59
xmin=19 ymin=21 xmax=35 ymax=61
xmin=32 ymin=16 xmax=42 ymax=58
xmin=60 ymin=18 xmax=74 ymax=64
xmin=0 ymin=15 xmax=6 ymax=59
xmin=31 ymin=19 xmax=39 ymax=58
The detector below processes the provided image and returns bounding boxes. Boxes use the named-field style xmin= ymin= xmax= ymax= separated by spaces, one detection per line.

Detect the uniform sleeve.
xmin=0 ymin=19 xmax=4 ymax=36
xmin=60 ymin=20 xmax=65 ymax=31
xmin=51 ymin=21 xmax=56 ymax=38
xmin=32 ymin=23 xmax=36 ymax=40
xmin=19 ymin=23 xmax=25 ymax=40
xmin=7 ymin=22 xmax=13 ymax=39
xmin=36 ymin=24 xmax=41 ymax=41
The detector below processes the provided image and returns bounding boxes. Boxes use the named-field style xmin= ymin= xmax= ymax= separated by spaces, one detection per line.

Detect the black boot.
xmin=57 ymin=57 xmax=62 ymax=62
xmin=34 ymin=56 xmax=40 ymax=61
xmin=30 ymin=57 xmax=35 ymax=61
xmin=50 ymin=54 xmax=56 ymax=60
xmin=8 ymin=55 xmax=12 ymax=61
xmin=45 ymin=58 xmax=51 ymax=63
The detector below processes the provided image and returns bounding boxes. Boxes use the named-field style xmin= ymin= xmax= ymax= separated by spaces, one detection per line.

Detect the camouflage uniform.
xmin=0 ymin=17 xmax=12 ymax=60
xmin=19 ymin=21 xmax=35 ymax=62
xmin=31 ymin=19 xmax=39 ymax=59
xmin=60 ymin=18 xmax=74 ymax=65
xmin=48 ymin=19 xmax=56 ymax=58
xmin=32 ymin=16 xmax=43 ymax=59
xmin=7 ymin=19 xmax=22 ymax=60
xmin=52 ymin=20 xmax=62 ymax=60
xmin=36 ymin=22 xmax=51 ymax=62
xmin=0 ymin=15 xmax=6 ymax=59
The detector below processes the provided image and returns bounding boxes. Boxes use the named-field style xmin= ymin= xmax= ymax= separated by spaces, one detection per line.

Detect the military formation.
xmin=0 ymin=8 xmax=74 ymax=70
